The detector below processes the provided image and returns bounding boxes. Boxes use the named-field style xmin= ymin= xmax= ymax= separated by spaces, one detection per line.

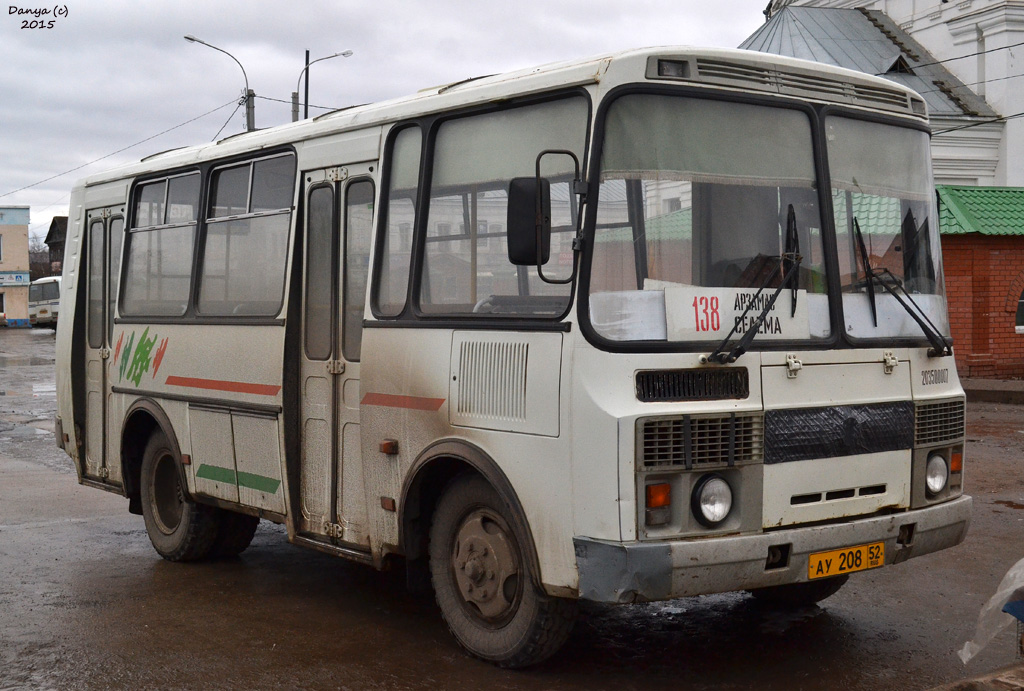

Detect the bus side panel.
xmin=108 ymin=322 xmax=288 ymax=514
xmin=359 ymin=325 xmax=579 ymax=592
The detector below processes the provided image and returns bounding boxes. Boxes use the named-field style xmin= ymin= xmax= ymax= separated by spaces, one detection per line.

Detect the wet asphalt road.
xmin=1 ymin=327 xmax=1023 ymax=690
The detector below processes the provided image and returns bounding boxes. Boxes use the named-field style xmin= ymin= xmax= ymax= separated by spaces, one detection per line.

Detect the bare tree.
xmin=29 ymin=235 xmax=51 ymax=281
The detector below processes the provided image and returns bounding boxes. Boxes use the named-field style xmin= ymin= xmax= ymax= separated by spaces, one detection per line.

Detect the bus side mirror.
xmin=507 ymin=177 xmax=551 ymax=266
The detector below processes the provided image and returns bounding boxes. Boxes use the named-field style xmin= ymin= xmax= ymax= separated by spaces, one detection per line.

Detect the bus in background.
xmin=55 ymin=46 xmax=971 ymax=668
xmin=29 ymin=276 xmax=61 ymax=328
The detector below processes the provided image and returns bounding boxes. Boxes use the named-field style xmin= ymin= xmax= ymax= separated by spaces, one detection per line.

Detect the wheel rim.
xmin=451 ymin=507 xmax=522 ymax=625
xmin=152 ymin=451 xmax=184 ymax=535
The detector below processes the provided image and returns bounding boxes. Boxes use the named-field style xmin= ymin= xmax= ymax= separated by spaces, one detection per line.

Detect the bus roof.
xmin=75 ymin=45 xmax=924 ymax=189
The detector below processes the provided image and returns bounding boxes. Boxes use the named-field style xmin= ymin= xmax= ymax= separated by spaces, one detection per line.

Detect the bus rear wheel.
xmin=140 ymin=431 xmax=219 ymax=562
xmin=428 ymin=474 xmax=577 ymax=668
xmin=210 ymin=510 xmax=259 ymax=558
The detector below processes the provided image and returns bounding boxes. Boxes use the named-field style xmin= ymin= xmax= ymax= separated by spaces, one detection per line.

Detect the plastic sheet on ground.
xmin=959 ymin=556 xmax=1024 ymax=664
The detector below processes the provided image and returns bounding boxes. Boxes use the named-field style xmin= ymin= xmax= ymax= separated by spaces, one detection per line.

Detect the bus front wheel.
xmin=428 ymin=474 xmax=577 ymax=668
xmin=140 ymin=431 xmax=219 ymax=562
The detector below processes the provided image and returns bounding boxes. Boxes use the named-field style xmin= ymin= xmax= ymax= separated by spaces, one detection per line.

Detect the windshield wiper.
xmin=851 ymin=216 xmax=952 ymax=357
xmin=705 ymin=251 xmax=802 ymax=365
xmin=784 ymin=203 xmax=800 ymax=318
xmin=705 ymin=205 xmax=802 ymax=365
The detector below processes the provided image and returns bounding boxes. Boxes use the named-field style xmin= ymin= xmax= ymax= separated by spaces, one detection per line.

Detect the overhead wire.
xmin=255 ymin=94 xmax=338 ymax=112
xmin=0 ymin=98 xmax=237 ymax=201
xmin=932 ymin=110 xmax=1024 ymax=135
xmin=875 ymin=38 xmax=1024 ymax=76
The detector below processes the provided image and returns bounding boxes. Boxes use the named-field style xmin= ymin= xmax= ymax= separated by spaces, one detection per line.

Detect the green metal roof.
xmin=597 ymin=210 xmax=693 ymax=243
xmin=937 ymin=185 xmax=1024 ymax=236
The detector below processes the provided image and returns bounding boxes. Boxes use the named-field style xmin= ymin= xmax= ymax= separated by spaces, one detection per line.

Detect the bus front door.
xmin=298 ymin=167 xmax=375 ymax=549
xmin=82 ymin=208 xmax=124 ymax=485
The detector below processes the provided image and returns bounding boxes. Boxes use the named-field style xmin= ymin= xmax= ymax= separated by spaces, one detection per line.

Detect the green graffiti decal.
xmin=123 ymin=327 xmax=159 ymax=387
xmin=118 ymin=331 xmax=136 ymax=383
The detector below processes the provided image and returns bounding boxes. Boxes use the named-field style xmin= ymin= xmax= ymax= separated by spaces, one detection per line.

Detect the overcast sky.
xmin=0 ymin=1 xmax=772 ymax=240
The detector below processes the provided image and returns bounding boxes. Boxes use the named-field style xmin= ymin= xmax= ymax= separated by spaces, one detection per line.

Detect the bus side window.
xmin=122 ymin=173 xmax=199 ymax=317
xmin=199 ymin=154 xmax=296 ymax=317
xmin=419 ymin=97 xmax=586 ymax=317
xmin=373 ymin=127 xmax=421 ymax=318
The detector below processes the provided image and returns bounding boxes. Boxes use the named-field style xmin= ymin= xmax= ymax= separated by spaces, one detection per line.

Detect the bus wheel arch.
xmin=400 ymin=440 xmax=542 ymax=589
xmin=121 ymin=399 xmax=181 ymax=516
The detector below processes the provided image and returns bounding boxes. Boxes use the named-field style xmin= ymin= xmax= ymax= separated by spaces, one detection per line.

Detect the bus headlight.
xmin=926 ymin=454 xmax=949 ymax=496
xmin=691 ymin=474 xmax=732 ymax=527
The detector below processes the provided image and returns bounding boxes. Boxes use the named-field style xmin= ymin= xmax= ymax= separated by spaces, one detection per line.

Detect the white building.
xmin=750 ymin=0 xmax=1024 ymax=186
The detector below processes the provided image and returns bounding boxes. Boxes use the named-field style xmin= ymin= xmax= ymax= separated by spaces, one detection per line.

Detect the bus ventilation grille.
xmin=636 ymin=368 xmax=749 ymax=403
xmin=639 ymin=413 xmax=764 ymax=469
xmin=693 ymin=58 xmax=913 ymax=116
xmin=915 ymin=399 xmax=966 ymax=446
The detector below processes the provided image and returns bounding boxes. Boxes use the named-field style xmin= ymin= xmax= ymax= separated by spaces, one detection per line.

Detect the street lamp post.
xmin=184 ymin=35 xmax=255 ymax=132
xmin=291 ymin=49 xmax=353 ymax=122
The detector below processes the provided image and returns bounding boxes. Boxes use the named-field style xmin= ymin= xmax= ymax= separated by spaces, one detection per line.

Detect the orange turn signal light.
xmin=646 ymin=483 xmax=672 ymax=509
xmin=951 ymin=452 xmax=963 ymax=473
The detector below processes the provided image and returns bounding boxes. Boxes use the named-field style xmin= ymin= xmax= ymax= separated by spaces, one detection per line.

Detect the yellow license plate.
xmin=808 ymin=542 xmax=884 ymax=580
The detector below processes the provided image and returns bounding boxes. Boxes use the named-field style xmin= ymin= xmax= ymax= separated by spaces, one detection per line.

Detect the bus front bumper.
xmin=573 ymin=495 xmax=971 ymax=604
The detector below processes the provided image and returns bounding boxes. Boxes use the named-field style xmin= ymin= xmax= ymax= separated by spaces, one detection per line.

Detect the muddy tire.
xmin=749 ymin=575 xmax=849 ymax=606
xmin=211 ymin=510 xmax=260 ymax=558
xmin=429 ymin=474 xmax=577 ymax=668
xmin=140 ymin=431 xmax=219 ymax=562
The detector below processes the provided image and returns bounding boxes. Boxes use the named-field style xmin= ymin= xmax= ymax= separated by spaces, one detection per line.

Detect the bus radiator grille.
xmin=638 ymin=413 xmax=764 ymax=469
xmin=915 ymin=398 xmax=966 ymax=446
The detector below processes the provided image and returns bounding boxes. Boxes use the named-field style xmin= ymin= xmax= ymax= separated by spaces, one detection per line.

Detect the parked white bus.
xmin=56 ymin=46 xmax=971 ymax=667
xmin=29 ymin=275 xmax=62 ymax=327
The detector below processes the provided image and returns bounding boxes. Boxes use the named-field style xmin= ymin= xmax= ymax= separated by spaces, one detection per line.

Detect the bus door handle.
xmin=99 ymin=348 xmax=111 ymax=359
xmin=327 ymin=360 xmax=346 ymax=375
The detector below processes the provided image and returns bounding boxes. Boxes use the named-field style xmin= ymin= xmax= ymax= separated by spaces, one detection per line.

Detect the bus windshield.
xmin=827 ymin=116 xmax=950 ymax=340
xmin=587 ymin=94 xmax=830 ymax=344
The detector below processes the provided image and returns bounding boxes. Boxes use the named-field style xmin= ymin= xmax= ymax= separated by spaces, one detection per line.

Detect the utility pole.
xmin=291 ymin=50 xmax=353 ymax=122
xmin=304 ymin=50 xmax=311 ymax=120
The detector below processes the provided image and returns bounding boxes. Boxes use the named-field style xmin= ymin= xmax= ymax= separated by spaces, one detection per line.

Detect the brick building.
xmin=938 ymin=186 xmax=1024 ymax=378
xmin=0 ymin=206 xmax=31 ymax=327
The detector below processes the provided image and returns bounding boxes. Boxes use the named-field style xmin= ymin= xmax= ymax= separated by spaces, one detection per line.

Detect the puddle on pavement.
xmin=0 ymin=356 xmax=55 ymax=367
xmin=994 ymin=500 xmax=1024 ymax=510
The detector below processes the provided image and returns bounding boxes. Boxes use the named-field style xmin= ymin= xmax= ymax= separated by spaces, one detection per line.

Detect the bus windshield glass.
xmin=587 ymin=94 xmax=830 ymax=344
xmin=827 ymin=116 xmax=950 ymax=341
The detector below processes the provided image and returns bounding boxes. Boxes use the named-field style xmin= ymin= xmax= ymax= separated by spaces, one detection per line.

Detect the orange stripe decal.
xmin=361 ymin=392 xmax=446 ymax=411
xmin=165 ymin=375 xmax=281 ymax=397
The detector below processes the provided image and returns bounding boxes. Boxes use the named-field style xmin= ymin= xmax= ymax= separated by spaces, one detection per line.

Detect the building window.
xmin=1016 ymin=288 xmax=1024 ymax=335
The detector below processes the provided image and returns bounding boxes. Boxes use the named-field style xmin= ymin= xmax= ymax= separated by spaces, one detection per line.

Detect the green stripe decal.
xmin=196 ymin=465 xmax=281 ymax=494
xmin=236 ymin=471 xmax=281 ymax=494
xmin=196 ymin=464 xmax=236 ymax=484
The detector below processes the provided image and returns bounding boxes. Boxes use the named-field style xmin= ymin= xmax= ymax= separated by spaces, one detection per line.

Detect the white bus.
xmin=56 ymin=46 xmax=971 ymax=667
xmin=29 ymin=275 xmax=62 ymax=327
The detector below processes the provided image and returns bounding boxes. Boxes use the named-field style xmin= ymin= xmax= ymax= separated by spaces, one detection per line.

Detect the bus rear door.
xmin=83 ymin=207 xmax=123 ymax=485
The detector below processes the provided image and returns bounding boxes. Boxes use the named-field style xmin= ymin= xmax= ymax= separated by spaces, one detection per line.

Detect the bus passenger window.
xmin=198 ymin=154 xmax=296 ymax=317
xmin=122 ymin=172 xmax=200 ymax=317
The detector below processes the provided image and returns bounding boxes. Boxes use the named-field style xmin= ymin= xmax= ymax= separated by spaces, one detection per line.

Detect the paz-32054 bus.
xmin=56 ymin=46 xmax=971 ymax=667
